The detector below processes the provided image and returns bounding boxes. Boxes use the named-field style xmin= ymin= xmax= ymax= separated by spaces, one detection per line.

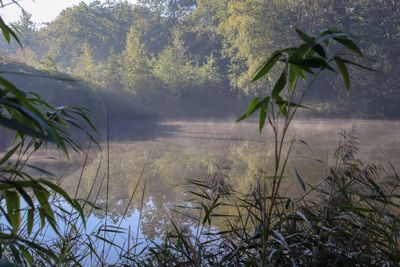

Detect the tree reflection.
xmin=33 ymin=120 xmax=400 ymax=240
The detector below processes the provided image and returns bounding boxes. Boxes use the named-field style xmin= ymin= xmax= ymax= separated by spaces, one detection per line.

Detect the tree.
xmin=121 ymin=26 xmax=159 ymax=96
xmin=39 ymin=1 xmax=135 ymax=68
xmin=154 ymin=27 xmax=195 ymax=96
xmin=96 ymin=48 xmax=124 ymax=90
xmin=13 ymin=10 xmax=37 ymax=47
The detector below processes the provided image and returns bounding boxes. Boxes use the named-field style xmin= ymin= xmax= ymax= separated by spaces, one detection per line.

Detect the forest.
xmin=1 ymin=0 xmax=400 ymax=119
xmin=0 ymin=0 xmax=399 ymax=266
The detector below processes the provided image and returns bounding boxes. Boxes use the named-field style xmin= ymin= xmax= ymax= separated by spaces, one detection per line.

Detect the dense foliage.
xmin=1 ymin=0 xmax=399 ymax=118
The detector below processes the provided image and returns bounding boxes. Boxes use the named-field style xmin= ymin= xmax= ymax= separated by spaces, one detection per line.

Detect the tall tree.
xmin=73 ymin=41 xmax=97 ymax=81
xmin=121 ymin=26 xmax=159 ymax=96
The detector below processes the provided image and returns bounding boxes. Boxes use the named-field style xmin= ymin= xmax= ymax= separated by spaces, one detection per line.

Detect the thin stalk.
xmin=262 ymin=68 xmax=322 ymax=266
xmin=102 ymin=105 xmax=111 ymax=265
xmin=135 ymin=180 xmax=147 ymax=256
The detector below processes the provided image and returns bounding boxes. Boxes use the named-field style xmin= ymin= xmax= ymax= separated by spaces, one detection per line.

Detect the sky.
xmin=0 ymin=0 xmax=98 ymax=23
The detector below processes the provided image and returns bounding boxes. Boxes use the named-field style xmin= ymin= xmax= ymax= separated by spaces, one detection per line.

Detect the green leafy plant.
xmin=236 ymin=28 xmax=373 ymax=266
xmin=0 ymin=4 xmax=98 ymax=265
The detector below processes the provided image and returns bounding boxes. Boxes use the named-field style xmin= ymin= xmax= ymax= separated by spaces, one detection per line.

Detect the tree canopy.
xmin=1 ymin=0 xmax=399 ymax=118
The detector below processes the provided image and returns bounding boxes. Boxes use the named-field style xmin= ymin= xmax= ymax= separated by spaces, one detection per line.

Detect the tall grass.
xmin=138 ymin=130 xmax=400 ymax=266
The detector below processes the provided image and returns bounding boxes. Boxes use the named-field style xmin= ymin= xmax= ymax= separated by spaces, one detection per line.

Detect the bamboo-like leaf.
xmin=20 ymin=247 xmax=33 ymax=267
xmin=251 ymin=51 xmax=282 ymax=82
xmin=259 ymin=102 xmax=267 ymax=133
xmin=246 ymin=97 xmax=261 ymax=117
xmin=275 ymin=99 xmax=311 ymax=110
xmin=312 ymin=44 xmax=327 ymax=58
xmin=278 ymin=102 xmax=288 ymax=118
xmin=5 ymin=190 xmax=21 ymax=233
xmin=0 ymin=143 xmax=20 ymax=165
xmin=0 ymin=116 xmax=51 ymax=141
xmin=27 ymin=209 xmax=34 ymax=236
xmin=334 ymin=56 xmax=350 ymax=90
xmin=288 ymin=57 xmax=325 ymax=69
xmin=289 ymin=64 xmax=300 ymax=90
xmin=0 ymin=16 xmax=21 ymax=46
xmin=38 ymin=208 xmax=45 ymax=230
xmin=340 ymin=58 xmax=377 ymax=72
xmin=236 ymin=97 xmax=261 ymax=122
xmin=334 ymin=36 xmax=363 ymax=57
xmin=295 ymin=28 xmax=314 ymax=44
xmin=271 ymin=71 xmax=287 ymax=98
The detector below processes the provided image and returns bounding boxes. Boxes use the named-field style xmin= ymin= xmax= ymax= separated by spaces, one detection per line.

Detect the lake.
xmin=28 ymin=119 xmax=400 ymax=263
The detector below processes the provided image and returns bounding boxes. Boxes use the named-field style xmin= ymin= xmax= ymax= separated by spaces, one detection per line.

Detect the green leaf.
xmin=318 ymin=30 xmax=350 ymax=45
xmin=0 ymin=99 xmax=60 ymax=142
xmin=20 ymin=247 xmax=33 ymax=267
xmin=14 ymin=187 xmax=34 ymax=209
xmin=0 ymin=116 xmax=52 ymax=141
xmin=288 ymin=57 xmax=325 ymax=69
xmin=289 ymin=56 xmax=337 ymax=73
xmin=295 ymin=28 xmax=314 ymax=44
xmin=246 ymin=97 xmax=261 ymax=117
xmin=0 ymin=16 xmax=21 ymax=46
xmin=333 ymin=36 xmax=363 ymax=57
xmin=334 ymin=56 xmax=350 ymax=90
xmin=312 ymin=44 xmax=327 ymax=58
xmin=290 ymin=43 xmax=309 ymax=58
xmin=275 ymin=99 xmax=311 ymax=110
xmin=236 ymin=97 xmax=261 ymax=122
xmin=259 ymin=102 xmax=267 ymax=133
xmin=277 ymin=102 xmax=288 ymax=118
xmin=0 ymin=16 xmax=11 ymax=43
xmin=340 ymin=59 xmax=377 ymax=72
xmin=289 ymin=64 xmax=300 ymax=90
xmin=0 ymin=143 xmax=20 ymax=165
xmin=251 ymin=51 xmax=282 ymax=82
xmin=0 ymin=77 xmax=26 ymax=99
xmin=271 ymin=71 xmax=287 ymax=99
xmin=38 ymin=209 xmax=46 ymax=230
xmin=27 ymin=209 xmax=34 ymax=236
xmin=33 ymin=188 xmax=57 ymax=232
xmin=5 ymin=190 xmax=21 ymax=233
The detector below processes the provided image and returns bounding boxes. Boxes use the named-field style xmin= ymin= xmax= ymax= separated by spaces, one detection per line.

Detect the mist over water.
xmin=27 ymin=118 xmax=399 ymax=248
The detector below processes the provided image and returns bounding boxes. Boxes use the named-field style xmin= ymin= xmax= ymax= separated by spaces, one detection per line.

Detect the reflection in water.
xmin=29 ymin=119 xmax=400 ymax=260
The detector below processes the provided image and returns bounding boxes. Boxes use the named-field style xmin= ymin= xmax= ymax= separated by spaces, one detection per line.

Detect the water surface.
xmin=29 ymin=119 xmax=400 ymax=262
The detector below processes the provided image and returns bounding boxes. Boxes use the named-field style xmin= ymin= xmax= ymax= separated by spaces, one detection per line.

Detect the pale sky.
xmin=0 ymin=0 xmax=99 ymax=24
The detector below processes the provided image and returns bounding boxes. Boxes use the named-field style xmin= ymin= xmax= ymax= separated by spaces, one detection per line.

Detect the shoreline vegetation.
xmin=1 ymin=59 xmax=399 ymax=126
